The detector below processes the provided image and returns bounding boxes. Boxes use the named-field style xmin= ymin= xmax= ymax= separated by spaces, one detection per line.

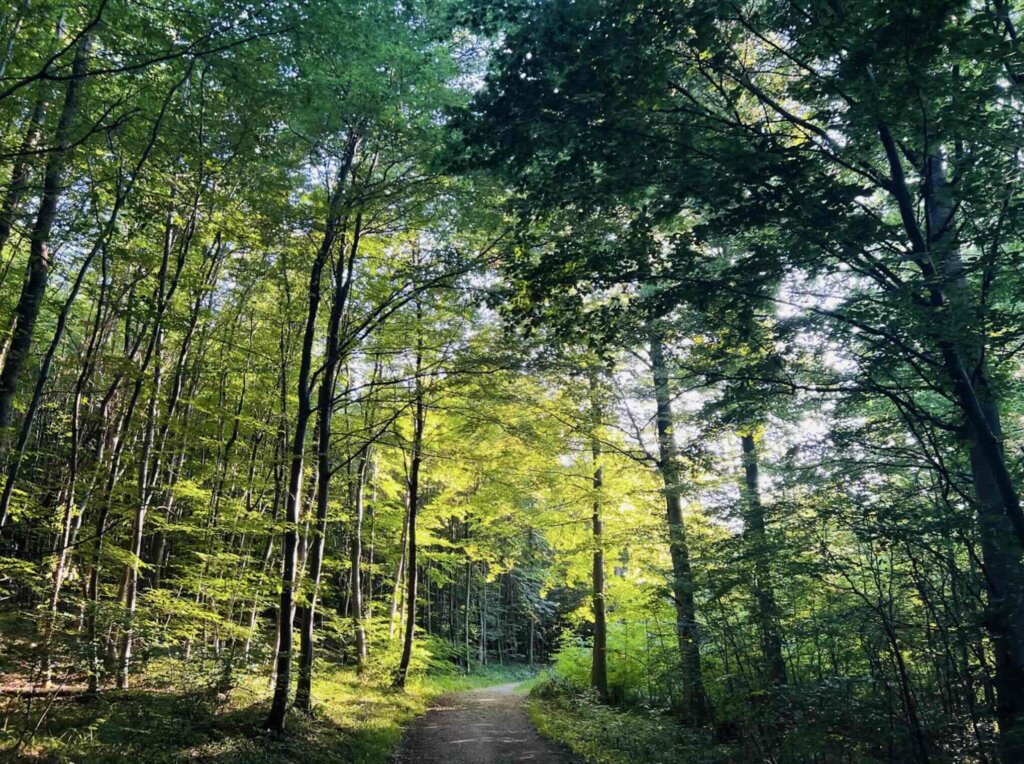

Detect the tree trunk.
xmin=649 ymin=328 xmax=712 ymax=724
xmin=264 ymin=133 xmax=359 ymax=732
xmin=464 ymin=557 xmax=472 ymax=670
xmin=589 ymin=371 xmax=609 ymax=702
xmin=917 ymin=150 xmax=1024 ymax=759
xmin=117 ymin=341 xmax=162 ymax=689
xmin=114 ymin=170 xmax=194 ymax=687
xmin=529 ymin=615 xmax=535 ymax=668
xmin=0 ymin=96 xmax=45 ymax=264
xmin=739 ymin=433 xmax=786 ymax=687
xmin=479 ymin=575 xmax=487 ymax=665
xmin=390 ymin=499 xmax=409 ymax=640
xmin=264 ymin=268 xmax=316 ymax=731
xmin=350 ymin=450 xmax=370 ymax=671
xmin=395 ymin=342 xmax=425 ymax=688
xmin=38 ymin=273 xmax=106 ymax=685
xmin=86 ymin=212 xmax=186 ymax=691
xmin=0 ymin=32 xmax=91 ymax=459
xmin=295 ymin=211 xmax=362 ymax=713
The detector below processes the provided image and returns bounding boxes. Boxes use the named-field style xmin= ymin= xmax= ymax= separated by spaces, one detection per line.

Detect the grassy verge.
xmin=1 ymin=660 xmax=533 ymax=763
xmin=526 ymin=677 xmax=736 ymax=764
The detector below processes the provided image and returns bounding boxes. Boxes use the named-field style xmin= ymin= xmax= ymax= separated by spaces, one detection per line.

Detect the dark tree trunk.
xmin=739 ymin=434 xmax=786 ymax=687
xmin=464 ymin=556 xmax=472 ymax=670
xmin=922 ymin=151 xmax=1024 ymax=759
xmin=0 ymin=32 xmax=91 ymax=458
xmin=395 ymin=339 xmax=424 ymax=688
xmin=295 ymin=210 xmax=362 ymax=713
xmin=264 ymin=249 xmax=318 ymax=731
xmin=871 ymin=129 xmax=1024 ymax=758
xmin=649 ymin=329 xmax=712 ymax=725
xmin=265 ymin=132 xmax=359 ymax=732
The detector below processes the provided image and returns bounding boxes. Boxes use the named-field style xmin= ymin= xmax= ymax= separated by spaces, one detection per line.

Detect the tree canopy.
xmin=1 ymin=1 xmax=1024 ymax=762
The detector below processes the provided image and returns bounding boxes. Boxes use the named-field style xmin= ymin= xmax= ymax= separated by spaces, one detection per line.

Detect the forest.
xmin=0 ymin=0 xmax=1022 ymax=762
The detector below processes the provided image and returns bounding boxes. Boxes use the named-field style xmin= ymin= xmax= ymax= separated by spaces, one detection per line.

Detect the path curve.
xmin=395 ymin=682 xmax=580 ymax=763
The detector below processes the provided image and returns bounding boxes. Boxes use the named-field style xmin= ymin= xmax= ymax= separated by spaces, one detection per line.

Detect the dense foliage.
xmin=1 ymin=0 xmax=1023 ymax=762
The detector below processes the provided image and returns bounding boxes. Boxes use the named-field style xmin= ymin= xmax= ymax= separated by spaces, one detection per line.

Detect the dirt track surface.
xmin=395 ymin=682 xmax=580 ymax=763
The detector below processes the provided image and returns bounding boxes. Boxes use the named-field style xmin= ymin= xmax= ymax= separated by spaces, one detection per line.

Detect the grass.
xmin=526 ymin=676 xmax=736 ymax=764
xmin=1 ymin=657 xmax=534 ymax=763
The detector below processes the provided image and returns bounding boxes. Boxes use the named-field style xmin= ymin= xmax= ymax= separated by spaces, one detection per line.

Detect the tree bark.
xmin=264 ymin=132 xmax=359 ymax=732
xmin=0 ymin=32 xmax=92 ymax=456
xmin=649 ymin=328 xmax=712 ymax=724
xmin=588 ymin=370 xmax=609 ymax=702
xmin=350 ymin=449 xmax=370 ymax=671
xmin=739 ymin=433 xmax=786 ymax=687
xmin=295 ymin=210 xmax=363 ymax=713
xmin=916 ymin=150 xmax=1024 ymax=759
xmin=395 ymin=337 xmax=424 ymax=688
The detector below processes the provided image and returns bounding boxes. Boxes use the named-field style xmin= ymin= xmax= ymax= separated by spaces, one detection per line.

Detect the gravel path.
xmin=395 ymin=682 xmax=580 ymax=763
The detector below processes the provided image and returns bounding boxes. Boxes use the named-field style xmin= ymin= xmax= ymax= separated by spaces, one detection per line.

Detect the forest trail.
xmin=396 ymin=682 xmax=579 ymax=763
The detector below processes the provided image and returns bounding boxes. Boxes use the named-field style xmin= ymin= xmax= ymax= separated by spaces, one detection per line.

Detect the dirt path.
xmin=395 ymin=682 xmax=580 ymax=763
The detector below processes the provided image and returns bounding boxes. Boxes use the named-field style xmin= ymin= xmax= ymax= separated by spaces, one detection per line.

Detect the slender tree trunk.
xmin=351 ymin=450 xmax=370 ymax=671
xmin=0 ymin=96 xmax=45 ymax=265
xmin=479 ymin=575 xmax=487 ymax=665
xmin=529 ymin=615 xmax=535 ymax=668
xmin=87 ymin=418 xmax=130 ymax=692
xmin=38 ymin=276 xmax=107 ymax=686
xmin=264 ymin=132 xmax=359 ymax=732
xmin=464 ymin=557 xmax=472 ymax=670
xmin=390 ymin=500 xmax=409 ymax=640
xmin=264 ymin=273 xmax=317 ymax=731
xmin=0 ymin=4 xmax=26 ymax=82
xmin=87 ymin=208 xmax=187 ymax=691
xmin=739 ymin=433 xmax=786 ymax=687
xmin=649 ymin=328 xmax=712 ymax=724
xmin=879 ymin=610 xmax=930 ymax=763
xmin=395 ymin=345 xmax=425 ymax=688
xmin=589 ymin=370 xmax=609 ymax=702
xmin=253 ymin=332 xmax=289 ymax=661
xmin=113 ymin=164 xmax=193 ymax=687
xmin=117 ymin=340 xmax=162 ymax=689
xmin=295 ymin=212 xmax=363 ymax=712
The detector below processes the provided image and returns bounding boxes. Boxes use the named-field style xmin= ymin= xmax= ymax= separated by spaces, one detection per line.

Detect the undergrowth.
xmin=526 ymin=674 xmax=736 ymax=764
xmin=1 ymin=643 xmax=532 ymax=763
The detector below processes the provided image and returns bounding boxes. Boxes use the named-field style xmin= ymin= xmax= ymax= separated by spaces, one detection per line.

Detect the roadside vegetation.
xmin=2 ymin=622 xmax=530 ymax=763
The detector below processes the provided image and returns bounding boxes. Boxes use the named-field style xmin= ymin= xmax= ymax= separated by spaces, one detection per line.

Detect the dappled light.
xmin=1 ymin=1 xmax=1023 ymax=763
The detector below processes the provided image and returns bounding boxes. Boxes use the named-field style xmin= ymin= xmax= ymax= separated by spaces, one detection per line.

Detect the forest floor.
xmin=0 ymin=652 xmax=532 ymax=763
xmin=525 ymin=680 xmax=735 ymax=764
xmin=396 ymin=681 xmax=580 ymax=763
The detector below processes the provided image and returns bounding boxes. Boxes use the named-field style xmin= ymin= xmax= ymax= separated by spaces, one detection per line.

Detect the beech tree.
xmin=2 ymin=2 xmax=1024 ymax=763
